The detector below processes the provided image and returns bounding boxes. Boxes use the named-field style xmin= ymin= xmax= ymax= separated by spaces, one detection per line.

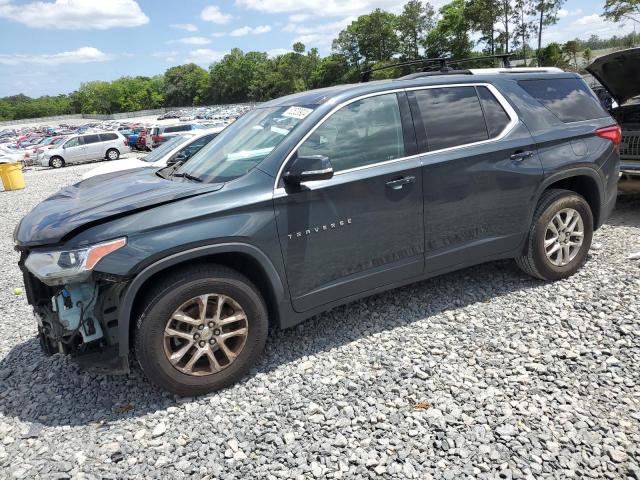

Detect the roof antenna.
xmin=439 ymin=58 xmax=451 ymax=72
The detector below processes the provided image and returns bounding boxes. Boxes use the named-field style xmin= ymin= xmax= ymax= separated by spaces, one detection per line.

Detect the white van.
xmin=41 ymin=132 xmax=127 ymax=168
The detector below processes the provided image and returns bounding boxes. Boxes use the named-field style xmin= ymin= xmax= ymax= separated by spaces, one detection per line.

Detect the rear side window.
xmin=414 ymin=86 xmax=488 ymax=151
xmin=83 ymin=134 xmax=100 ymax=144
xmin=518 ymin=78 xmax=607 ymax=123
xmin=99 ymin=133 xmax=118 ymax=141
xmin=165 ymin=125 xmax=191 ymax=133
xmin=477 ymin=86 xmax=511 ymax=137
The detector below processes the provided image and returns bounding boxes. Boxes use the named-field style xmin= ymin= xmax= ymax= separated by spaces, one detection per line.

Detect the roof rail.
xmin=360 ymin=53 xmax=513 ymax=82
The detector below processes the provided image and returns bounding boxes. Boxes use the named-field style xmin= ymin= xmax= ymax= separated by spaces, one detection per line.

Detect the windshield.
xmin=141 ymin=135 xmax=190 ymax=162
xmin=175 ymin=106 xmax=313 ymax=183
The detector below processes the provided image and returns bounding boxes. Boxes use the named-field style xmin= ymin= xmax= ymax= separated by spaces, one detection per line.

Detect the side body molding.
xmin=116 ymin=242 xmax=286 ymax=356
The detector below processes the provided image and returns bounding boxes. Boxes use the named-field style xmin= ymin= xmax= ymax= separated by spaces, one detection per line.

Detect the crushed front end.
xmin=17 ymin=244 xmax=130 ymax=374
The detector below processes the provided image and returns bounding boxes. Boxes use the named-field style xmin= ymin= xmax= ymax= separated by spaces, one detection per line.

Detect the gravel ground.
xmin=0 ymin=165 xmax=639 ymax=480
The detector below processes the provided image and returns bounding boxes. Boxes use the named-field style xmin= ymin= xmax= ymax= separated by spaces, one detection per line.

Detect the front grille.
xmin=621 ymin=130 xmax=640 ymax=159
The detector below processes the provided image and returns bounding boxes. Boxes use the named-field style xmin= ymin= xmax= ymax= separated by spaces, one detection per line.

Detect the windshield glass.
xmin=141 ymin=135 xmax=190 ymax=162
xmin=175 ymin=106 xmax=314 ymax=183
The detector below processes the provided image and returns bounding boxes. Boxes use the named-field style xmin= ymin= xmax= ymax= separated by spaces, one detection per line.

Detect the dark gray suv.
xmin=15 ymin=67 xmax=620 ymax=395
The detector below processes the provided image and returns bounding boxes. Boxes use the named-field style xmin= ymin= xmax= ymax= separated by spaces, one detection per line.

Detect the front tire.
xmin=134 ymin=265 xmax=268 ymax=396
xmin=106 ymin=148 xmax=120 ymax=160
xmin=516 ymin=189 xmax=593 ymax=281
xmin=49 ymin=156 xmax=64 ymax=168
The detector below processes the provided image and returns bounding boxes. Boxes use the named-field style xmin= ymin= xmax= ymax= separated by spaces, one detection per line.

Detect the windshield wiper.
xmin=172 ymin=172 xmax=203 ymax=182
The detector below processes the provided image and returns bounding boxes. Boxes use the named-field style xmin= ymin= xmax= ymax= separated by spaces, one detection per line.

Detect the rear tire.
xmin=516 ymin=189 xmax=593 ymax=281
xmin=106 ymin=148 xmax=120 ymax=160
xmin=134 ymin=265 xmax=268 ymax=396
xmin=49 ymin=156 xmax=64 ymax=168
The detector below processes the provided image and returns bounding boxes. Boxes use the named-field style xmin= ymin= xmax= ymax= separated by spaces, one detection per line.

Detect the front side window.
xmin=414 ymin=86 xmax=488 ymax=151
xmin=175 ymin=106 xmax=314 ymax=183
xmin=64 ymin=137 xmax=81 ymax=148
xmin=297 ymin=93 xmax=405 ymax=172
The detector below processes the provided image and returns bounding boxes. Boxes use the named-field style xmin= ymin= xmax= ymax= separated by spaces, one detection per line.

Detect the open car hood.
xmin=16 ymin=168 xmax=223 ymax=247
xmin=586 ymin=47 xmax=640 ymax=105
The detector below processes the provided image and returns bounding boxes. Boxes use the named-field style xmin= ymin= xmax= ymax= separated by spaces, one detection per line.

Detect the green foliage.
xmin=603 ymin=0 xmax=640 ymax=23
xmin=163 ymin=64 xmax=208 ymax=107
xmin=396 ymin=1 xmax=436 ymax=60
xmin=423 ymin=0 xmax=473 ymax=58
xmin=539 ymin=42 xmax=569 ymax=67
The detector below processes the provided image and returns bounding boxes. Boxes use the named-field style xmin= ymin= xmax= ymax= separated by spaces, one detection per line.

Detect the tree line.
xmin=1 ymin=0 xmax=637 ymax=121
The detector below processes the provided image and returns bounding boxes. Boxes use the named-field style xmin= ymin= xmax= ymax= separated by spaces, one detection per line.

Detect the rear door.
xmin=81 ymin=134 xmax=102 ymax=160
xmin=408 ymin=84 xmax=543 ymax=274
xmin=274 ymin=91 xmax=424 ymax=312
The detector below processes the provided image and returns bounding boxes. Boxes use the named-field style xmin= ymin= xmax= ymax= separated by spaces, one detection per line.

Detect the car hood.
xmin=586 ymin=47 xmax=640 ymax=105
xmin=16 ymin=168 xmax=223 ymax=247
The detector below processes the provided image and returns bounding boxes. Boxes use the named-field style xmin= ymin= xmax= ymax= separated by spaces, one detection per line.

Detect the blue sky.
xmin=0 ymin=0 xmax=635 ymax=97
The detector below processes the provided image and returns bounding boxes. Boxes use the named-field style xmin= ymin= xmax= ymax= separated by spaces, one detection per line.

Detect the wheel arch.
xmin=117 ymin=243 xmax=286 ymax=356
xmin=533 ymin=167 xmax=604 ymax=229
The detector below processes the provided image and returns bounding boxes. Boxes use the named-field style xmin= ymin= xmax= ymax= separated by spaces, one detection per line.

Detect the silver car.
xmin=41 ymin=132 xmax=127 ymax=168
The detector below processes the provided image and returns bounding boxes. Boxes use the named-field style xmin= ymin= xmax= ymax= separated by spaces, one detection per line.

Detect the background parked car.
xmin=149 ymin=123 xmax=201 ymax=148
xmin=41 ymin=132 xmax=127 ymax=168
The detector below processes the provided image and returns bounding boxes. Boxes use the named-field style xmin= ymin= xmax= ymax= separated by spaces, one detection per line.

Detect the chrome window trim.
xmin=273 ymin=83 xmax=519 ymax=193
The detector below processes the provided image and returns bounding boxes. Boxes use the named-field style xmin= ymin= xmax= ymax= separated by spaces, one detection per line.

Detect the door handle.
xmin=510 ymin=150 xmax=533 ymax=161
xmin=386 ymin=176 xmax=415 ymax=190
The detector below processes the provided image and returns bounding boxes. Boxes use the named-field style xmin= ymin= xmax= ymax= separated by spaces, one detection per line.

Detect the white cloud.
xmin=171 ymin=23 xmax=198 ymax=32
xmin=201 ymin=5 xmax=232 ymax=24
xmin=185 ymin=49 xmax=226 ymax=65
xmin=229 ymin=25 xmax=272 ymax=36
xmin=283 ymin=17 xmax=353 ymax=49
xmin=0 ymin=47 xmax=113 ymax=65
xmin=267 ymin=48 xmax=292 ymax=57
xmin=211 ymin=32 xmax=226 ymax=38
xmin=168 ymin=36 xmax=212 ymax=45
xmin=0 ymin=0 xmax=149 ymax=30
xmin=152 ymin=50 xmax=179 ymax=62
xmin=288 ymin=14 xmax=310 ymax=22
xmin=544 ymin=14 xmax=635 ymax=45
xmin=235 ymin=0 xmax=407 ymax=18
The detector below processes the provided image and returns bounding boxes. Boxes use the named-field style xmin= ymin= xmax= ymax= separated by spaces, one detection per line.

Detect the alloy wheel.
xmin=544 ymin=208 xmax=584 ymax=267
xmin=163 ymin=294 xmax=248 ymax=376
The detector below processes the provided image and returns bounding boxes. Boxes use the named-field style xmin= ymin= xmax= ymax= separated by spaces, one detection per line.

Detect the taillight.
xmin=595 ymin=125 xmax=622 ymax=146
xmin=124 ymin=138 xmax=128 ymax=146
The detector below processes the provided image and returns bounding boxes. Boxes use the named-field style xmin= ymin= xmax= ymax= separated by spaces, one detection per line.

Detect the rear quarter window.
xmin=518 ymin=78 xmax=608 ymax=123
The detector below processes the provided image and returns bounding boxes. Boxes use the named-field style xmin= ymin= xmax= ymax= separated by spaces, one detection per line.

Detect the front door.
xmin=274 ymin=92 xmax=425 ymax=313
xmin=407 ymin=84 xmax=543 ymax=273
xmin=62 ymin=136 xmax=87 ymax=163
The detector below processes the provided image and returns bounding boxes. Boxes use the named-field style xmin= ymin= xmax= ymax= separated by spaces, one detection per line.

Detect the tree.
xmin=163 ymin=64 xmax=208 ymax=107
xmin=603 ymin=0 xmax=640 ymax=23
xmin=533 ymin=0 xmax=566 ymax=65
xmin=513 ymin=0 xmax=535 ymax=63
xmin=332 ymin=9 xmax=399 ymax=66
xmin=396 ymin=0 xmax=435 ymax=60
xmin=423 ymin=0 xmax=473 ymax=58
xmin=539 ymin=42 xmax=568 ymax=67
xmin=583 ymin=47 xmax=593 ymax=64
xmin=466 ymin=0 xmax=500 ymax=54
xmin=563 ymin=40 xmax=580 ymax=69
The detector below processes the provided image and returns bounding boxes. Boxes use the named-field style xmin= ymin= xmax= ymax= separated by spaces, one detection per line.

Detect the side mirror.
xmin=283 ymin=155 xmax=333 ymax=185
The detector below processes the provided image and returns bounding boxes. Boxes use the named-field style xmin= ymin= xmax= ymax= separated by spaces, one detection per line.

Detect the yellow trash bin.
xmin=0 ymin=162 xmax=26 ymax=191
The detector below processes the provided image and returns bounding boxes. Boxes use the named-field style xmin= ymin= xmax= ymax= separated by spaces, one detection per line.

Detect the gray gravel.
xmin=1 ymin=164 xmax=639 ymax=479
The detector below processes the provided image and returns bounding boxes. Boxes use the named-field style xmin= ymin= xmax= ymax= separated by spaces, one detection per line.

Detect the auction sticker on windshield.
xmin=282 ymin=106 xmax=313 ymax=120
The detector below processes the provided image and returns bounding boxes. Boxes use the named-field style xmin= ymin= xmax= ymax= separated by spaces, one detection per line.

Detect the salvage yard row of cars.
xmin=0 ymin=104 xmax=253 ymax=170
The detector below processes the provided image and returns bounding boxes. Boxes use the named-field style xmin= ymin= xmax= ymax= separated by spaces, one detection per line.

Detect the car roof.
xmin=260 ymin=67 xmax=575 ymax=107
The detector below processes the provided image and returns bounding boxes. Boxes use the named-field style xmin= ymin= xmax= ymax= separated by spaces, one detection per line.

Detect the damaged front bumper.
xmin=21 ymin=266 xmax=130 ymax=374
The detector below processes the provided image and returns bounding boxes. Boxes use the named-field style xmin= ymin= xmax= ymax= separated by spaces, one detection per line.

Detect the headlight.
xmin=25 ymin=238 xmax=126 ymax=286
